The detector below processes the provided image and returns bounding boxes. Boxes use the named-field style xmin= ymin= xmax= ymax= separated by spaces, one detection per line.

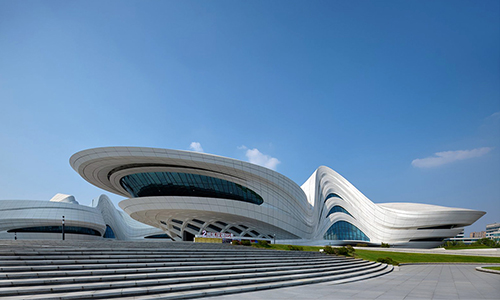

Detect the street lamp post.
xmin=273 ymin=234 xmax=276 ymax=245
xmin=62 ymin=216 xmax=65 ymax=241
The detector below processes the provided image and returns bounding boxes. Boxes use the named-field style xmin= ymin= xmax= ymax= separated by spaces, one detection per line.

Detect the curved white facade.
xmin=70 ymin=146 xmax=486 ymax=248
xmin=302 ymin=166 xmax=486 ymax=248
xmin=0 ymin=194 xmax=164 ymax=240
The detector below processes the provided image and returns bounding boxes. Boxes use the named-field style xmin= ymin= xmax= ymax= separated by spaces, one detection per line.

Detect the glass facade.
xmin=120 ymin=172 xmax=264 ymax=205
xmin=325 ymin=193 xmax=343 ymax=201
xmin=8 ymin=226 xmax=101 ymax=237
xmin=208 ymin=224 xmax=222 ymax=232
xmin=319 ymin=193 xmax=345 ymax=218
xmin=103 ymin=225 xmax=116 ymax=238
xmin=145 ymin=234 xmax=171 ymax=239
xmin=326 ymin=205 xmax=353 ymax=218
xmin=323 ymin=221 xmax=370 ymax=241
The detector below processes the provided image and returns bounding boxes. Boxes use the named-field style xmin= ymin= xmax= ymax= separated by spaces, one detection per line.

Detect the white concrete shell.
xmin=301 ymin=166 xmax=486 ymax=247
xmin=71 ymin=147 xmax=485 ymax=247
xmin=0 ymin=194 xmax=163 ymax=240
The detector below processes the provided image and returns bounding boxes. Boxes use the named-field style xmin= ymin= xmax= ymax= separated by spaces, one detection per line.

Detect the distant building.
xmin=470 ymin=231 xmax=486 ymax=238
xmin=486 ymin=223 xmax=500 ymax=241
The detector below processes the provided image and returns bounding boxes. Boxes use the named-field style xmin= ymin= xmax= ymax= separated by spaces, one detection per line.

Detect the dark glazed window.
xmin=145 ymin=234 xmax=170 ymax=239
xmin=207 ymin=224 xmax=222 ymax=232
xmin=319 ymin=193 xmax=345 ymax=218
xmin=120 ymin=172 xmax=264 ymax=205
xmin=104 ymin=225 xmax=116 ymax=238
xmin=323 ymin=221 xmax=369 ymax=241
xmin=8 ymin=226 xmax=101 ymax=237
xmin=229 ymin=226 xmax=242 ymax=234
xmin=187 ymin=224 xmax=200 ymax=232
xmin=326 ymin=206 xmax=354 ymax=218
xmin=325 ymin=193 xmax=343 ymax=202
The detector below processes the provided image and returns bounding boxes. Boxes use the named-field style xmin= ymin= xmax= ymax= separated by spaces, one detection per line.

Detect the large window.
xmin=145 ymin=234 xmax=171 ymax=239
xmin=326 ymin=206 xmax=353 ymax=218
xmin=8 ymin=226 xmax=101 ymax=237
xmin=325 ymin=193 xmax=343 ymax=202
xmin=323 ymin=221 xmax=369 ymax=241
xmin=120 ymin=172 xmax=264 ymax=205
xmin=103 ymin=225 xmax=116 ymax=238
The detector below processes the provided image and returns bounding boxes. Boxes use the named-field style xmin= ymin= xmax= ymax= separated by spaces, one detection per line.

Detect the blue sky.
xmin=0 ymin=1 xmax=498 ymax=234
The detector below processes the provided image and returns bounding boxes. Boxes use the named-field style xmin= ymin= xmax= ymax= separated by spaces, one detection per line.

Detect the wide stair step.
xmin=0 ymin=240 xmax=392 ymax=299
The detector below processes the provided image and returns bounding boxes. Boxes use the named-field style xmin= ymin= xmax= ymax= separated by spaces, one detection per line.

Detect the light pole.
xmin=62 ymin=216 xmax=65 ymax=241
xmin=273 ymin=234 xmax=276 ymax=245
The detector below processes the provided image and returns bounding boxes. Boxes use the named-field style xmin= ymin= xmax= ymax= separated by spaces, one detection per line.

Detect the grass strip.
xmin=444 ymin=245 xmax=494 ymax=250
xmin=252 ymin=244 xmax=323 ymax=252
xmin=483 ymin=266 xmax=500 ymax=271
xmin=355 ymin=249 xmax=500 ymax=264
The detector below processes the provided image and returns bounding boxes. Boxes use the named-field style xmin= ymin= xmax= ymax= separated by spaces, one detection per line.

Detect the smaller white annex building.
xmin=0 ymin=193 xmax=165 ymax=240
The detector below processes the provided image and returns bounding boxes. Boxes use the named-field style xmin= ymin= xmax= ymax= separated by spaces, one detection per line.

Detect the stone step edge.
xmin=1 ymin=264 xmax=392 ymax=300
xmin=0 ymin=251 xmax=324 ymax=259
xmin=0 ymin=256 xmax=350 ymax=269
xmin=0 ymin=258 xmax=362 ymax=279
xmin=0 ymin=249 xmax=319 ymax=256
xmin=0 ymin=255 xmax=347 ymax=266
xmin=0 ymin=262 xmax=383 ymax=297
xmin=118 ymin=264 xmax=395 ymax=300
xmin=0 ymin=260 xmax=374 ymax=288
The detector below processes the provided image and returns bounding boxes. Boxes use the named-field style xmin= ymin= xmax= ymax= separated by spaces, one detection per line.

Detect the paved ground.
xmin=204 ymin=264 xmax=500 ymax=300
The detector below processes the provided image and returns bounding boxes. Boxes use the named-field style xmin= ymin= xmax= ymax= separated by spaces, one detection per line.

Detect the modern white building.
xmin=69 ymin=146 xmax=486 ymax=248
xmin=0 ymin=193 xmax=164 ymax=240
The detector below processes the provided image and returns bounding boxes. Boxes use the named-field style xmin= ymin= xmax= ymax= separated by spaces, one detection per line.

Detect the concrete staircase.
xmin=0 ymin=240 xmax=392 ymax=299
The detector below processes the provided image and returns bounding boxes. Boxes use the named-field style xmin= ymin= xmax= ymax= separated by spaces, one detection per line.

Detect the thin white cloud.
xmin=489 ymin=111 xmax=500 ymax=119
xmin=239 ymin=146 xmax=280 ymax=170
xmin=412 ymin=147 xmax=493 ymax=168
xmin=189 ymin=142 xmax=204 ymax=153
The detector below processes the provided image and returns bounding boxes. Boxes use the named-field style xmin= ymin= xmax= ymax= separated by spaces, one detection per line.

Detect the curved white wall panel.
xmin=91 ymin=194 xmax=164 ymax=240
xmin=302 ymin=166 xmax=486 ymax=247
xmin=0 ymin=195 xmax=164 ymax=241
xmin=71 ymin=147 xmax=486 ymax=248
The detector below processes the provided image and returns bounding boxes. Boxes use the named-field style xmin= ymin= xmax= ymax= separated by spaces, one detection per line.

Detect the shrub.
xmin=241 ymin=240 xmax=251 ymax=246
xmin=441 ymin=240 xmax=463 ymax=248
xmin=323 ymin=245 xmax=336 ymax=255
xmin=336 ymin=246 xmax=349 ymax=256
xmin=380 ymin=242 xmax=390 ymax=248
xmin=376 ymin=257 xmax=399 ymax=266
xmin=231 ymin=240 xmax=240 ymax=245
xmin=322 ymin=246 xmax=355 ymax=257
xmin=287 ymin=245 xmax=303 ymax=251
xmin=356 ymin=243 xmax=368 ymax=247
xmin=256 ymin=240 xmax=271 ymax=248
xmin=474 ymin=238 xmax=500 ymax=248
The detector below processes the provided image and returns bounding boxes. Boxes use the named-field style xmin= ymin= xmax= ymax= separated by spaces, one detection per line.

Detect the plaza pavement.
xmin=204 ymin=264 xmax=500 ymax=300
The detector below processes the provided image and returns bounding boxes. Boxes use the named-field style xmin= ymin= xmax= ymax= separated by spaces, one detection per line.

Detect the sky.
xmin=0 ymin=1 xmax=498 ymax=235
